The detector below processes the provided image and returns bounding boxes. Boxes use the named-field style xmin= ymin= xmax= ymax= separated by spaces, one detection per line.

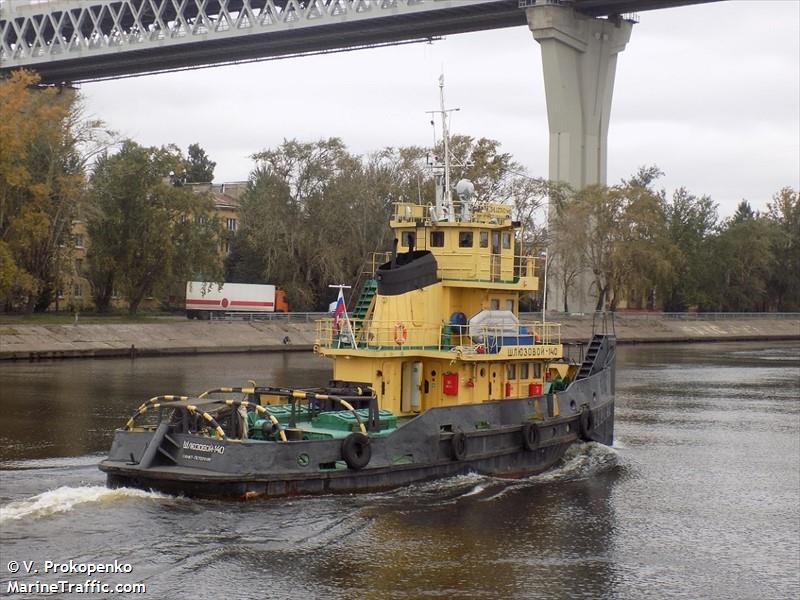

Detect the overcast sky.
xmin=77 ymin=0 xmax=799 ymax=218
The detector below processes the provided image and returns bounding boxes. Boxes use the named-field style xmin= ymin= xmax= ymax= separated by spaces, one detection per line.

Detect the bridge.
xmin=1 ymin=0 xmax=720 ymax=313
xmin=2 ymin=0 xmax=714 ymax=83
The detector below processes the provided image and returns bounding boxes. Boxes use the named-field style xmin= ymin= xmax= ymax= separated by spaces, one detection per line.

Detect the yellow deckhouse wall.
xmin=321 ymin=200 xmax=554 ymax=417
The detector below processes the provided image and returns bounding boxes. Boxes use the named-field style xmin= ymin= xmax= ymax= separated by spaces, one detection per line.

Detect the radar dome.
xmin=455 ymin=179 xmax=475 ymax=201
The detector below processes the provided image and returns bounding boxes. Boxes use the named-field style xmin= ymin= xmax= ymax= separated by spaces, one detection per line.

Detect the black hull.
xmin=105 ymin=439 xmax=574 ymax=498
xmin=100 ymin=362 xmax=615 ymax=500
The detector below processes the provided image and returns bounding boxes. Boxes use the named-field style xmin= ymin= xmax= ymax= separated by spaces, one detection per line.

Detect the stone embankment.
xmin=0 ymin=315 xmax=798 ymax=360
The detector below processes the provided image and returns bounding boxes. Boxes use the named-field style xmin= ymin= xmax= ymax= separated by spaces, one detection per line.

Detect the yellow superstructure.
xmin=316 ymin=198 xmax=565 ymax=417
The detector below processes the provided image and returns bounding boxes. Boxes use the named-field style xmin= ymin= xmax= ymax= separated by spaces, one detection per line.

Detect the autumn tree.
xmin=0 ymin=70 xmax=109 ymax=311
xmin=549 ymin=195 xmax=588 ymax=313
xmin=86 ymin=141 xmax=223 ymax=314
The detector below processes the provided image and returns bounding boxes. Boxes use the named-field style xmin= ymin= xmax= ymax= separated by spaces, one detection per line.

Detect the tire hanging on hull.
xmin=521 ymin=422 xmax=540 ymax=450
xmin=451 ymin=432 xmax=467 ymax=460
xmin=342 ymin=432 xmax=371 ymax=470
xmin=579 ymin=407 xmax=594 ymax=440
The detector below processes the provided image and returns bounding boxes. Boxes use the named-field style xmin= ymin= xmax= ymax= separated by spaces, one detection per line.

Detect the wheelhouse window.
xmin=532 ymin=363 xmax=542 ymax=378
xmin=458 ymin=231 xmax=473 ymax=248
xmin=401 ymin=231 xmax=415 ymax=248
xmin=507 ymin=364 xmax=516 ymax=380
xmin=519 ymin=363 xmax=529 ymax=379
xmin=430 ymin=231 xmax=444 ymax=247
xmin=502 ymin=232 xmax=511 ymax=250
xmin=480 ymin=231 xmax=488 ymax=248
xmin=490 ymin=299 xmax=500 ymax=310
xmin=506 ymin=299 xmax=514 ymax=312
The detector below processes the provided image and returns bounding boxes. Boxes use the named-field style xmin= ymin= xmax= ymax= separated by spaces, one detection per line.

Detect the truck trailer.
xmin=185 ymin=281 xmax=288 ymax=319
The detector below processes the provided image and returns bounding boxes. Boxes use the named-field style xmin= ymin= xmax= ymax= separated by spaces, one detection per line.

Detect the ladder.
xmin=576 ymin=334 xmax=604 ymax=380
xmin=351 ymin=279 xmax=377 ymax=321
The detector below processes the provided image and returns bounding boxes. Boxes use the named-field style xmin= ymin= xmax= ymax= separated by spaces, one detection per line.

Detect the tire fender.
xmin=451 ymin=431 xmax=467 ymax=461
xmin=521 ymin=422 xmax=540 ymax=451
xmin=579 ymin=407 xmax=594 ymax=440
xmin=342 ymin=432 xmax=371 ymax=470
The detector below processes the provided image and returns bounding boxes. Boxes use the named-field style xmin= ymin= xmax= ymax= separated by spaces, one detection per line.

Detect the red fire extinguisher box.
xmin=443 ymin=373 xmax=459 ymax=396
xmin=529 ymin=382 xmax=543 ymax=396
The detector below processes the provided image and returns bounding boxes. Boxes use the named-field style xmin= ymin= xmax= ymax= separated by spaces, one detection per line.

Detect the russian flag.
xmin=333 ymin=288 xmax=346 ymax=330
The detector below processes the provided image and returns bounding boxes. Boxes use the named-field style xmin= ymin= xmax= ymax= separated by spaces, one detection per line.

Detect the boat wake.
xmin=376 ymin=442 xmax=622 ymax=507
xmin=0 ymin=454 xmax=103 ymax=471
xmin=0 ymin=485 xmax=168 ymax=524
xmin=532 ymin=441 xmax=620 ymax=483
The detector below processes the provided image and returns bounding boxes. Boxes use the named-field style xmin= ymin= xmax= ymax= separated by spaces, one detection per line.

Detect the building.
xmin=187 ymin=182 xmax=246 ymax=257
xmin=52 ymin=181 xmax=247 ymax=312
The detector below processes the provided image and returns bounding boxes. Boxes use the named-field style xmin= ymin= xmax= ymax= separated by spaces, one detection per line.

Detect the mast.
xmin=439 ymin=75 xmax=454 ymax=222
xmin=427 ymin=75 xmax=459 ymax=222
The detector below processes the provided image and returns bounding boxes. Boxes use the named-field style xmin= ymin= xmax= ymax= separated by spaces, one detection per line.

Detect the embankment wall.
xmin=1 ymin=315 xmax=797 ymax=361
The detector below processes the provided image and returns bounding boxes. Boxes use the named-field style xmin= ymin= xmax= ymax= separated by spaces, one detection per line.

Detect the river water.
xmin=0 ymin=342 xmax=798 ymax=599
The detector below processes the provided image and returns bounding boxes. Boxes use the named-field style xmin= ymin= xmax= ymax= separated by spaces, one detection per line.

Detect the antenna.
xmin=425 ymin=73 xmax=460 ymax=222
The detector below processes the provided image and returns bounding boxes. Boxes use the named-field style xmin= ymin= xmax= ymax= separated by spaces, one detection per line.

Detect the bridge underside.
xmin=1 ymin=0 xmax=525 ymax=84
xmin=1 ymin=0 xmax=720 ymax=84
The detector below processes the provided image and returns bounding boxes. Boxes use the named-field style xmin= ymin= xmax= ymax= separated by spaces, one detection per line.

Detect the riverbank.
xmin=1 ymin=314 xmax=797 ymax=360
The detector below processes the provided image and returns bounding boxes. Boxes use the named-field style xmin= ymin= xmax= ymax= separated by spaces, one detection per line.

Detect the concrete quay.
xmin=0 ymin=315 xmax=798 ymax=361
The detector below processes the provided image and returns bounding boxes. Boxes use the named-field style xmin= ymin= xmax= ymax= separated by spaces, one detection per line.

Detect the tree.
xmin=706 ymin=217 xmax=775 ymax=311
xmin=610 ymin=171 xmax=675 ymax=310
xmin=731 ymin=200 xmax=756 ymax=224
xmin=184 ymin=143 xmax=216 ymax=183
xmin=0 ymin=70 xmax=109 ymax=312
xmin=549 ymin=200 xmax=586 ymax=313
xmin=549 ymin=166 xmax=675 ymax=312
xmin=86 ymin=141 xmax=223 ymax=314
xmin=764 ymin=187 xmax=799 ymax=310
xmin=662 ymin=188 xmax=718 ymax=311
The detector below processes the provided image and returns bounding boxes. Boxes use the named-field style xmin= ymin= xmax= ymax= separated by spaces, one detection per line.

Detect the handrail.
xmin=316 ymin=318 xmax=562 ymax=352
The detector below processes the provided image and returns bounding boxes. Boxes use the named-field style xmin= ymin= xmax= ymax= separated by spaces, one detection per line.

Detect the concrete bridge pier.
xmin=526 ymin=4 xmax=634 ymax=313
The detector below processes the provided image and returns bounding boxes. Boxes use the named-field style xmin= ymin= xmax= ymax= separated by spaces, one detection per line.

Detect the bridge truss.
xmin=0 ymin=0 xmax=526 ymax=83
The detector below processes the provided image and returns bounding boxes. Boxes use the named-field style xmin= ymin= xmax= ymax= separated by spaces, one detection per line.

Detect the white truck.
xmin=185 ymin=281 xmax=288 ymax=319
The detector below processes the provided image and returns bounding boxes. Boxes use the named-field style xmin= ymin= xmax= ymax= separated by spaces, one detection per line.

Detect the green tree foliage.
xmin=227 ymin=138 xmax=398 ymax=309
xmin=86 ymin=141 xmax=223 ymax=314
xmin=226 ymin=136 xmax=548 ymax=310
xmin=0 ymin=70 xmax=109 ymax=311
xmin=553 ymin=167 xmax=676 ymax=311
xmin=184 ymin=143 xmax=216 ymax=183
xmin=662 ymin=188 xmax=718 ymax=311
xmin=705 ymin=210 xmax=775 ymax=311
xmin=764 ymin=187 xmax=800 ymax=310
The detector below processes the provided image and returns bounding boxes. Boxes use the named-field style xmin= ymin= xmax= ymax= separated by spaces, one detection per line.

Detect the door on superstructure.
xmin=401 ymin=361 xmax=422 ymax=412
xmin=491 ymin=232 xmax=501 ymax=281
xmin=489 ymin=365 xmax=502 ymax=401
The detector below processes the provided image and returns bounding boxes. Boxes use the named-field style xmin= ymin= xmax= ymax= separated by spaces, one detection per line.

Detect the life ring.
xmin=579 ymin=407 xmax=594 ymax=440
xmin=342 ymin=432 xmax=371 ymax=470
xmin=521 ymin=422 xmax=540 ymax=451
xmin=451 ymin=431 xmax=468 ymax=460
xmin=394 ymin=322 xmax=408 ymax=345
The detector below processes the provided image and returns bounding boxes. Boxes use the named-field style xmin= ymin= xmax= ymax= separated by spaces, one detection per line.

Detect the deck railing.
xmin=316 ymin=319 xmax=561 ymax=352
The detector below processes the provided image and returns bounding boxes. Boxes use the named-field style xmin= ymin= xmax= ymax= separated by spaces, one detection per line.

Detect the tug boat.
xmin=100 ymin=87 xmax=616 ymax=499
